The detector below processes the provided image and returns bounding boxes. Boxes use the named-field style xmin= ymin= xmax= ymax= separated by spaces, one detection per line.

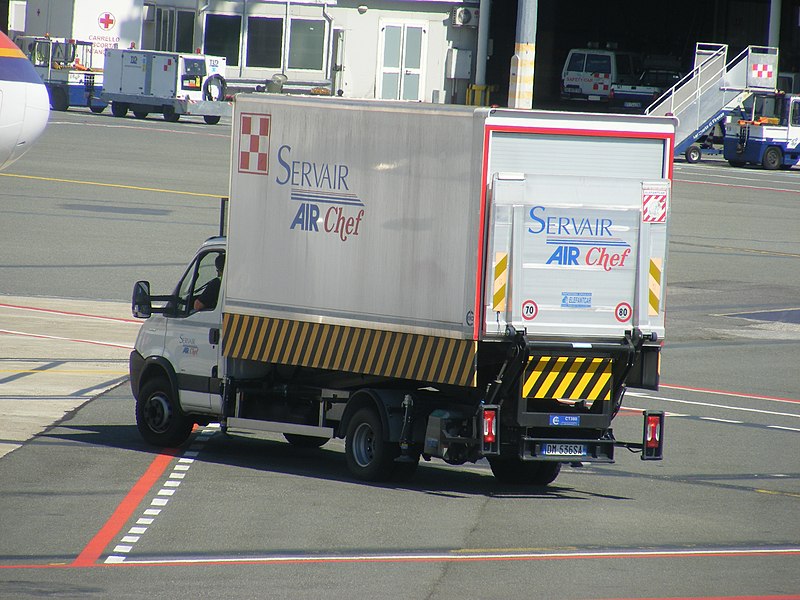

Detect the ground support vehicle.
xmin=101 ymin=49 xmax=230 ymax=124
xmin=646 ymin=43 xmax=778 ymax=163
xmin=723 ymin=92 xmax=800 ymax=169
xmin=561 ymin=46 xmax=642 ymax=103
xmin=129 ymin=96 xmax=674 ymax=486
xmin=23 ymin=0 xmax=142 ymax=70
xmin=610 ymin=69 xmax=682 ymax=113
xmin=17 ymin=36 xmax=105 ymax=112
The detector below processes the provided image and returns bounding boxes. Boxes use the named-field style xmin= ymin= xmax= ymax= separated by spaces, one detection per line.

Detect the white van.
xmin=561 ymin=48 xmax=642 ymax=102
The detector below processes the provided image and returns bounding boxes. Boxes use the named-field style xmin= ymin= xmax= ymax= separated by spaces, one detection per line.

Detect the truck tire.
xmin=762 ymin=146 xmax=782 ymax=170
xmin=204 ymin=115 xmax=221 ymax=125
xmin=488 ymin=458 xmax=561 ymax=486
xmin=50 ymin=87 xmax=69 ymax=112
xmin=133 ymin=111 xmax=149 ymax=119
xmin=135 ymin=377 xmax=193 ymax=447
xmin=284 ymin=433 xmax=328 ymax=448
xmin=684 ymin=145 xmax=702 ymax=164
xmin=90 ymin=105 xmax=105 ymax=114
xmin=345 ymin=407 xmax=397 ymax=481
xmin=111 ymin=102 xmax=128 ymax=118
xmin=163 ymin=106 xmax=180 ymax=123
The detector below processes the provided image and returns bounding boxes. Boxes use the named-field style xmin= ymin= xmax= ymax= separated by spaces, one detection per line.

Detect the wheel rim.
xmin=143 ymin=393 xmax=172 ymax=433
xmin=766 ymin=149 xmax=780 ymax=168
xmin=351 ymin=422 xmax=375 ymax=468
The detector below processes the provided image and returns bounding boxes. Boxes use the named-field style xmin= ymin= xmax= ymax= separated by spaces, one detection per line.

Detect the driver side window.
xmin=174 ymin=251 xmax=222 ymax=317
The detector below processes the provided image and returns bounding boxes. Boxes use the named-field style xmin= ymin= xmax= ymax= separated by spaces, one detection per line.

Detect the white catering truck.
xmin=102 ymin=48 xmax=230 ymax=124
xmin=129 ymin=96 xmax=675 ymax=485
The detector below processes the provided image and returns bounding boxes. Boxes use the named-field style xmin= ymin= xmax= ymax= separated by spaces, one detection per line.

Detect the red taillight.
xmin=645 ymin=414 xmax=661 ymax=449
xmin=483 ymin=409 xmax=497 ymax=444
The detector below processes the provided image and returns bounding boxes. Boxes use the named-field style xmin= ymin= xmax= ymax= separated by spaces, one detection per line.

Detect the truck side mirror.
xmin=132 ymin=280 xmax=152 ymax=318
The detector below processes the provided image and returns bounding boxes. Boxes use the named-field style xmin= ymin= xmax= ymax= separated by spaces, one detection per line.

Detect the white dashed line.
xmin=104 ymin=425 xmax=218 ymax=564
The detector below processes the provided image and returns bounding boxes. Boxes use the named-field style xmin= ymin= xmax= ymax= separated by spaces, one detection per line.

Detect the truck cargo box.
xmin=226 ymin=95 xmax=674 ymax=347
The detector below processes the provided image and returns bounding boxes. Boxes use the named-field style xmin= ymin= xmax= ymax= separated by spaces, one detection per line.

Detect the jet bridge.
xmin=645 ymin=43 xmax=778 ymax=161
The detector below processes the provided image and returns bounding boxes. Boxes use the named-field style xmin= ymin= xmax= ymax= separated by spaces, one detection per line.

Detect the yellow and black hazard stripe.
xmin=222 ymin=313 xmax=478 ymax=388
xmin=523 ymin=356 xmax=612 ymax=401
xmin=649 ymin=258 xmax=663 ymax=316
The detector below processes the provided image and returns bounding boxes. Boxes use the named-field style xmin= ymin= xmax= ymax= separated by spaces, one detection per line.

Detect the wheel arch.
xmin=134 ymin=356 xmax=179 ymax=401
xmin=337 ymin=389 xmax=407 ymax=441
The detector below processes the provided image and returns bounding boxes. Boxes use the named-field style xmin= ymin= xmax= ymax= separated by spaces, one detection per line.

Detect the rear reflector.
xmin=642 ymin=411 xmax=665 ymax=460
xmin=483 ymin=409 xmax=497 ymax=444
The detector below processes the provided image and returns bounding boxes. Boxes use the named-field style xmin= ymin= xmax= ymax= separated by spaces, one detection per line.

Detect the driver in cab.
xmin=194 ymin=254 xmax=224 ymax=311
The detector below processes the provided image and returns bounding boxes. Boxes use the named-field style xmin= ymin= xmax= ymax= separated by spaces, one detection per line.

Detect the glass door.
xmin=378 ymin=23 xmax=426 ymax=101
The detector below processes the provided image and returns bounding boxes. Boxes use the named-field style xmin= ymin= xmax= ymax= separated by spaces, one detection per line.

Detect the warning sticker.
xmin=642 ymin=185 xmax=668 ymax=224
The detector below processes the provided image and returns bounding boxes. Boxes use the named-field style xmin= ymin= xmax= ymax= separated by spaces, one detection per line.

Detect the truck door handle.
xmin=209 ymin=328 xmax=220 ymax=345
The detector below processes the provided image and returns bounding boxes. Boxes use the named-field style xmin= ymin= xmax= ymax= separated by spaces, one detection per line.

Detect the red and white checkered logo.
xmin=642 ymin=192 xmax=668 ymax=223
xmin=752 ymin=63 xmax=774 ymax=79
xmin=592 ymin=72 xmax=610 ymax=91
xmin=238 ymin=113 xmax=271 ymax=175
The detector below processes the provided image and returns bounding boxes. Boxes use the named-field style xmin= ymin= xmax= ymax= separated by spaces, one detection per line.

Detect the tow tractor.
xmin=723 ymin=91 xmax=800 ymax=169
xmin=17 ymin=36 xmax=105 ymax=113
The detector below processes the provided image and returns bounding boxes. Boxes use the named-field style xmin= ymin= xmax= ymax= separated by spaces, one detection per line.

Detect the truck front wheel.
xmin=762 ymin=146 xmax=783 ymax=170
xmin=488 ymin=458 xmax=561 ymax=486
xmin=345 ymin=408 xmax=397 ymax=481
xmin=136 ymin=378 xmax=193 ymax=447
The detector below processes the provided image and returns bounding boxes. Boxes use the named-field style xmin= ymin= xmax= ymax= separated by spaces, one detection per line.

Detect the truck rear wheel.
xmin=133 ymin=111 xmax=149 ymax=119
xmin=345 ymin=408 xmax=397 ymax=481
xmin=136 ymin=378 xmax=193 ymax=447
xmin=111 ymin=102 xmax=128 ymax=118
xmin=762 ymin=147 xmax=782 ymax=170
xmin=204 ymin=115 xmax=221 ymax=125
xmin=488 ymin=458 xmax=561 ymax=486
xmin=163 ymin=107 xmax=180 ymax=123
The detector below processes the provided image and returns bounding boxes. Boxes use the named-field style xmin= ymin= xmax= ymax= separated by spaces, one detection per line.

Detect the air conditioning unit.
xmin=451 ymin=7 xmax=479 ymax=28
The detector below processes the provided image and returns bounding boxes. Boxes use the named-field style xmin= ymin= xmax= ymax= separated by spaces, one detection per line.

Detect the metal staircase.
xmin=645 ymin=43 xmax=779 ymax=157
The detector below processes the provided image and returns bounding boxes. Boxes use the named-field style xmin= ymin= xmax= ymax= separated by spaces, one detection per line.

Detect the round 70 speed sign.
xmin=522 ymin=300 xmax=538 ymax=320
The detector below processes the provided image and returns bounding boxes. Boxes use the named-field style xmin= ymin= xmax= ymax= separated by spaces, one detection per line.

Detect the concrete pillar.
xmin=768 ymin=0 xmax=781 ymax=47
xmin=508 ymin=0 xmax=537 ymax=109
xmin=475 ymin=0 xmax=492 ymax=86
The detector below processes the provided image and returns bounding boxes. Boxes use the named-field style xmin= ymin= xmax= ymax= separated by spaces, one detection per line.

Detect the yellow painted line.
xmin=755 ymin=488 xmax=800 ymax=499
xmin=0 ymin=173 xmax=223 ymax=198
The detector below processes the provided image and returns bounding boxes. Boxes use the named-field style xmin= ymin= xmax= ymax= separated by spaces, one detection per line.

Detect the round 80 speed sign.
xmin=615 ymin=302 xmax=632 ymax=322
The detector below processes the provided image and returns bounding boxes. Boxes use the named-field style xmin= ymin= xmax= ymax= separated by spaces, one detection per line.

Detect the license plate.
xmin=624 ymin=101 xmax=642 ymax=108
xmin=543 ymin=443 xmax=586 ymax=457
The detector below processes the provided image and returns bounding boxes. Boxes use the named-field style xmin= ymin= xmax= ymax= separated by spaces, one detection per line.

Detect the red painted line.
xmin=0 ymin=302 xmax=140 ymax=324
xmin=598 ymin=597 xmax=800 ymax=600
xmin=660 ymin=383 xmax=800 ymax=404
xmin=674 ymin=178 xmax=800 ymax=195
xmin=71 ymin=448 xmax=178 ymax=567
xmin=0 ymin=328 xmax=133 ymax=350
